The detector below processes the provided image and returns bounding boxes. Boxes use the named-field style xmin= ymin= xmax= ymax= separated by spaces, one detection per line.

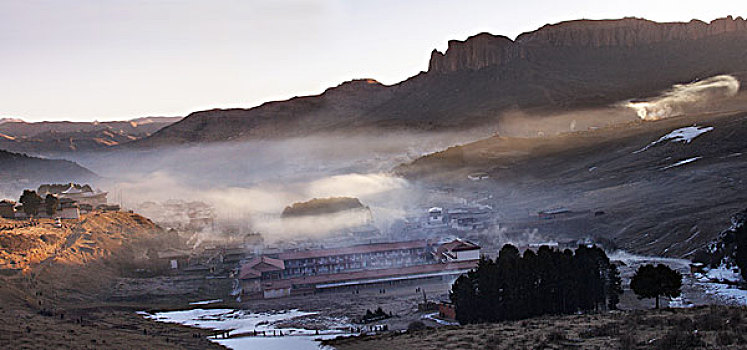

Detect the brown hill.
xmin=0 ymin=212 xmax=222 ymax=349
xmin=134 ymin=17 xmax=747 ymax=146
xmin=0 ymin=117 xmax=181 ymax=155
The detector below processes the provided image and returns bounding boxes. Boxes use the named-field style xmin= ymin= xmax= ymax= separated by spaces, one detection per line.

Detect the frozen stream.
xmin=138 ymin=308 xmax=350 ymax=350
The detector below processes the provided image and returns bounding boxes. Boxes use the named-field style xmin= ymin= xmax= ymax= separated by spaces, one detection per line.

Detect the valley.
xmin=2 ymin=13 xmax=747 ymax=350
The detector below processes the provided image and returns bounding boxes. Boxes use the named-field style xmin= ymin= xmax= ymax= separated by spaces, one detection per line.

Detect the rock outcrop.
xmin=428 ymin=16 xmax=747 ymax=74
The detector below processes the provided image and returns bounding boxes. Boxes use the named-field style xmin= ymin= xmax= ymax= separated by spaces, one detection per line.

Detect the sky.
xmin=0 ymin=0 xmax=743 ymax=122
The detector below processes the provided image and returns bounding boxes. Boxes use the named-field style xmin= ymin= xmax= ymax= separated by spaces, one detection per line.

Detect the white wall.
xmin=455 ymin=249 xmax=480 ymax=261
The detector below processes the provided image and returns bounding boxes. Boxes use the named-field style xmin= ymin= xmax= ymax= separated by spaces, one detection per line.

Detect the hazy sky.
xmin=1 ymin=0 xmax=743 ymax=122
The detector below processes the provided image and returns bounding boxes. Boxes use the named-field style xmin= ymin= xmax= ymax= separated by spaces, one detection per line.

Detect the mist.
xmin=64 ymin=130 xmax=494 ymax=242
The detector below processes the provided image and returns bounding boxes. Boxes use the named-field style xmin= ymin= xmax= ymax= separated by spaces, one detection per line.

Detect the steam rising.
xmin=67 ymin=132 xmax=491 ymax=242
xmin=627 ymin=75 xmax=740 ymax=120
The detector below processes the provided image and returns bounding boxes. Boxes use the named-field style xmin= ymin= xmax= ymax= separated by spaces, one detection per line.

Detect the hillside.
xmin=324 ymin=306 xmax=747 ymax=350
xmin=0 ymin=149 xmax=97 ymax=196
xmin=0 ymin=212 xmax=224 ymax=349
xmin=134 ymin=16 xmax=747 ymax=146
xmin=396 ymin=106 xmax=747 ymax=258
xmin=0 ymin=117 xmax=181 ymax=155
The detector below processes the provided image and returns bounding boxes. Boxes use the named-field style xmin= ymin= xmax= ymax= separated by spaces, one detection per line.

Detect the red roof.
xmin=440 ymin=239 xmax=480 ymax=252
xmin=239 ymin=256 xmax=285 ymax=279
xmin=259 ymin=260 xmax=478 ymax=288
xmin=277 ymin=240 xmax=430 ymax=260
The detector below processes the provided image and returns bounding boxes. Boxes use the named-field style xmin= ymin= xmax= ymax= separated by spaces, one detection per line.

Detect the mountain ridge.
xmin=124 ymin=16 xmax=747 ymax=146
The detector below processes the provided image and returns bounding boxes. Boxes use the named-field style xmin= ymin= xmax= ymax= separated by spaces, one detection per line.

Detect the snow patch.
xmin=189 ymin=299 xmax=223 ymax=305
xmin=422 ymin=312 xmax=459 ymax=326
xmin=705 ymin=264 xmax=742 ymax=283
xmin=634 ymin=126 xmax=713 ymax=153
xmin=661 ymin=157 xmax=701 ymax=170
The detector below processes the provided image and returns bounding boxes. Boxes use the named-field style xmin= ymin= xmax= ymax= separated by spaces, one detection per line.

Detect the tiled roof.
xmin=439 ymin=239 xmax=480 ymax=252
xmin=276 ymin=240 xmax=430 ymax=260
xmin=259 ymin=260 xmax=478 ymax=288
xmin=239 ymin=256 xmax=285 ymax=279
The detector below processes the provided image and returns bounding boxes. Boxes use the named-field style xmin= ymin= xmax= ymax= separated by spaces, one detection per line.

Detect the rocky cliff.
xmin=428 ymin=16 xmax=747 ymax=74
xmin=134 ymin=16 xmax=747 ymax=146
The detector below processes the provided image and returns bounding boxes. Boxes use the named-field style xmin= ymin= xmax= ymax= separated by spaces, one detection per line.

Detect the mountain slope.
xmin=135 ymin=16 xmax=747 ymax=146
xmin=395 ymin=107 xmax=747 ymax=258
xmin=0 ymin=150 xmax=97 ymax=195
xmin=0 ymin=117 xmax=181 ymax=155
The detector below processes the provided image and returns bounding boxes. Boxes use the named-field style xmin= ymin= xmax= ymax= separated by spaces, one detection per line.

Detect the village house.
xmin=57 ymin=198 xmax=80 ymax=219
xmin=438 ymin=300 xmax=457 ymax=320
xmin=436 ymin=239 xmax=481 ymax=262
xmin=156 ymin=248 xmax=192 ymax=270
xmin=38 ymin=183 xmax=108 ymax=208
xmin=239 ymin=256 xmax=287 ymax=298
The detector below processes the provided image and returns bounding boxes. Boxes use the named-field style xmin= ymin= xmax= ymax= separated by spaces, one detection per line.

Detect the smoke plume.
xmin=626 ymin=75 xmax=740 ymax=121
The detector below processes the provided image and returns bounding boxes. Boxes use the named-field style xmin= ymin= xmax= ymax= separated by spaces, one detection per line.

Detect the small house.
xmin=427 ymin=207 xmax=445 ymax=225
xmin=58 ymin=198 xmax=80 ymax=220
xmin=239 ymin=256 xmax=285 ymax=295
xmin=438 ymin=301 xmax=456 ymax=320
xmin=436 ymin=239 xmax=481 ymax=262
xmin=157 ymin=248 xmax=192 ymax=270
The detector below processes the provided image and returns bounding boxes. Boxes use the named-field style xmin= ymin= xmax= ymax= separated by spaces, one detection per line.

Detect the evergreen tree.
xmin=630 ymin=264 xmax=682 ymax=309
xmin=474 ymin=256 xmax=500 ymax=321
xmin=607 ymin=263 xmax=623 ymax=310
xmin=45 ymin=194 xmax=59 ymax=217
xmin=450 ymin=244 xmax=622 ymax=324
xmin=496 ymin=244 xmax=521 ymax=320
xmin=450 ymin=274 xmax=478 ymax=324
xmin=732 ymin=210 xmax=747 ymax=280
xmin=19 ymin=190 xmax=42 ymax=218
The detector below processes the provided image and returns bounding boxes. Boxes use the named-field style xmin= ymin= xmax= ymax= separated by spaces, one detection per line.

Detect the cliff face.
xmin=429 ymin=16 xmax=747 ymax=74
xmin=429 ymin=33 xmax=519 ymax=74
xmin=134 ymin=16 xmax=747 ymax=145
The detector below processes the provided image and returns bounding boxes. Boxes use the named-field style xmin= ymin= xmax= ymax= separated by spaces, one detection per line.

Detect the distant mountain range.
xmin=0 ymin=116 xmax=181 ymax=155
xmin=130 ymin=16 xmax=747 ymax=146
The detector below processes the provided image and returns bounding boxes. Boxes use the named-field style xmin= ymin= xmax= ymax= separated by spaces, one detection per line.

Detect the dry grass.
xmin=325 ymin=306 xmax=747 ymax=350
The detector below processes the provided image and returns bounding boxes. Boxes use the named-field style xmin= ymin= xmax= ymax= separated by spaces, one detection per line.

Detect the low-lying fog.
xmin=60 ymin=74 xmax=743 ymax=243
xmin=67 ymin=130 xmax=497 ymax=240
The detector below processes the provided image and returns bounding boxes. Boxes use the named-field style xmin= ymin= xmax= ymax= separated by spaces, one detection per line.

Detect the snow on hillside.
xmin=661 ymin=156 xmax=701 ymax=170
xmin=634 ymin=126 xmax=713 ymax=153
